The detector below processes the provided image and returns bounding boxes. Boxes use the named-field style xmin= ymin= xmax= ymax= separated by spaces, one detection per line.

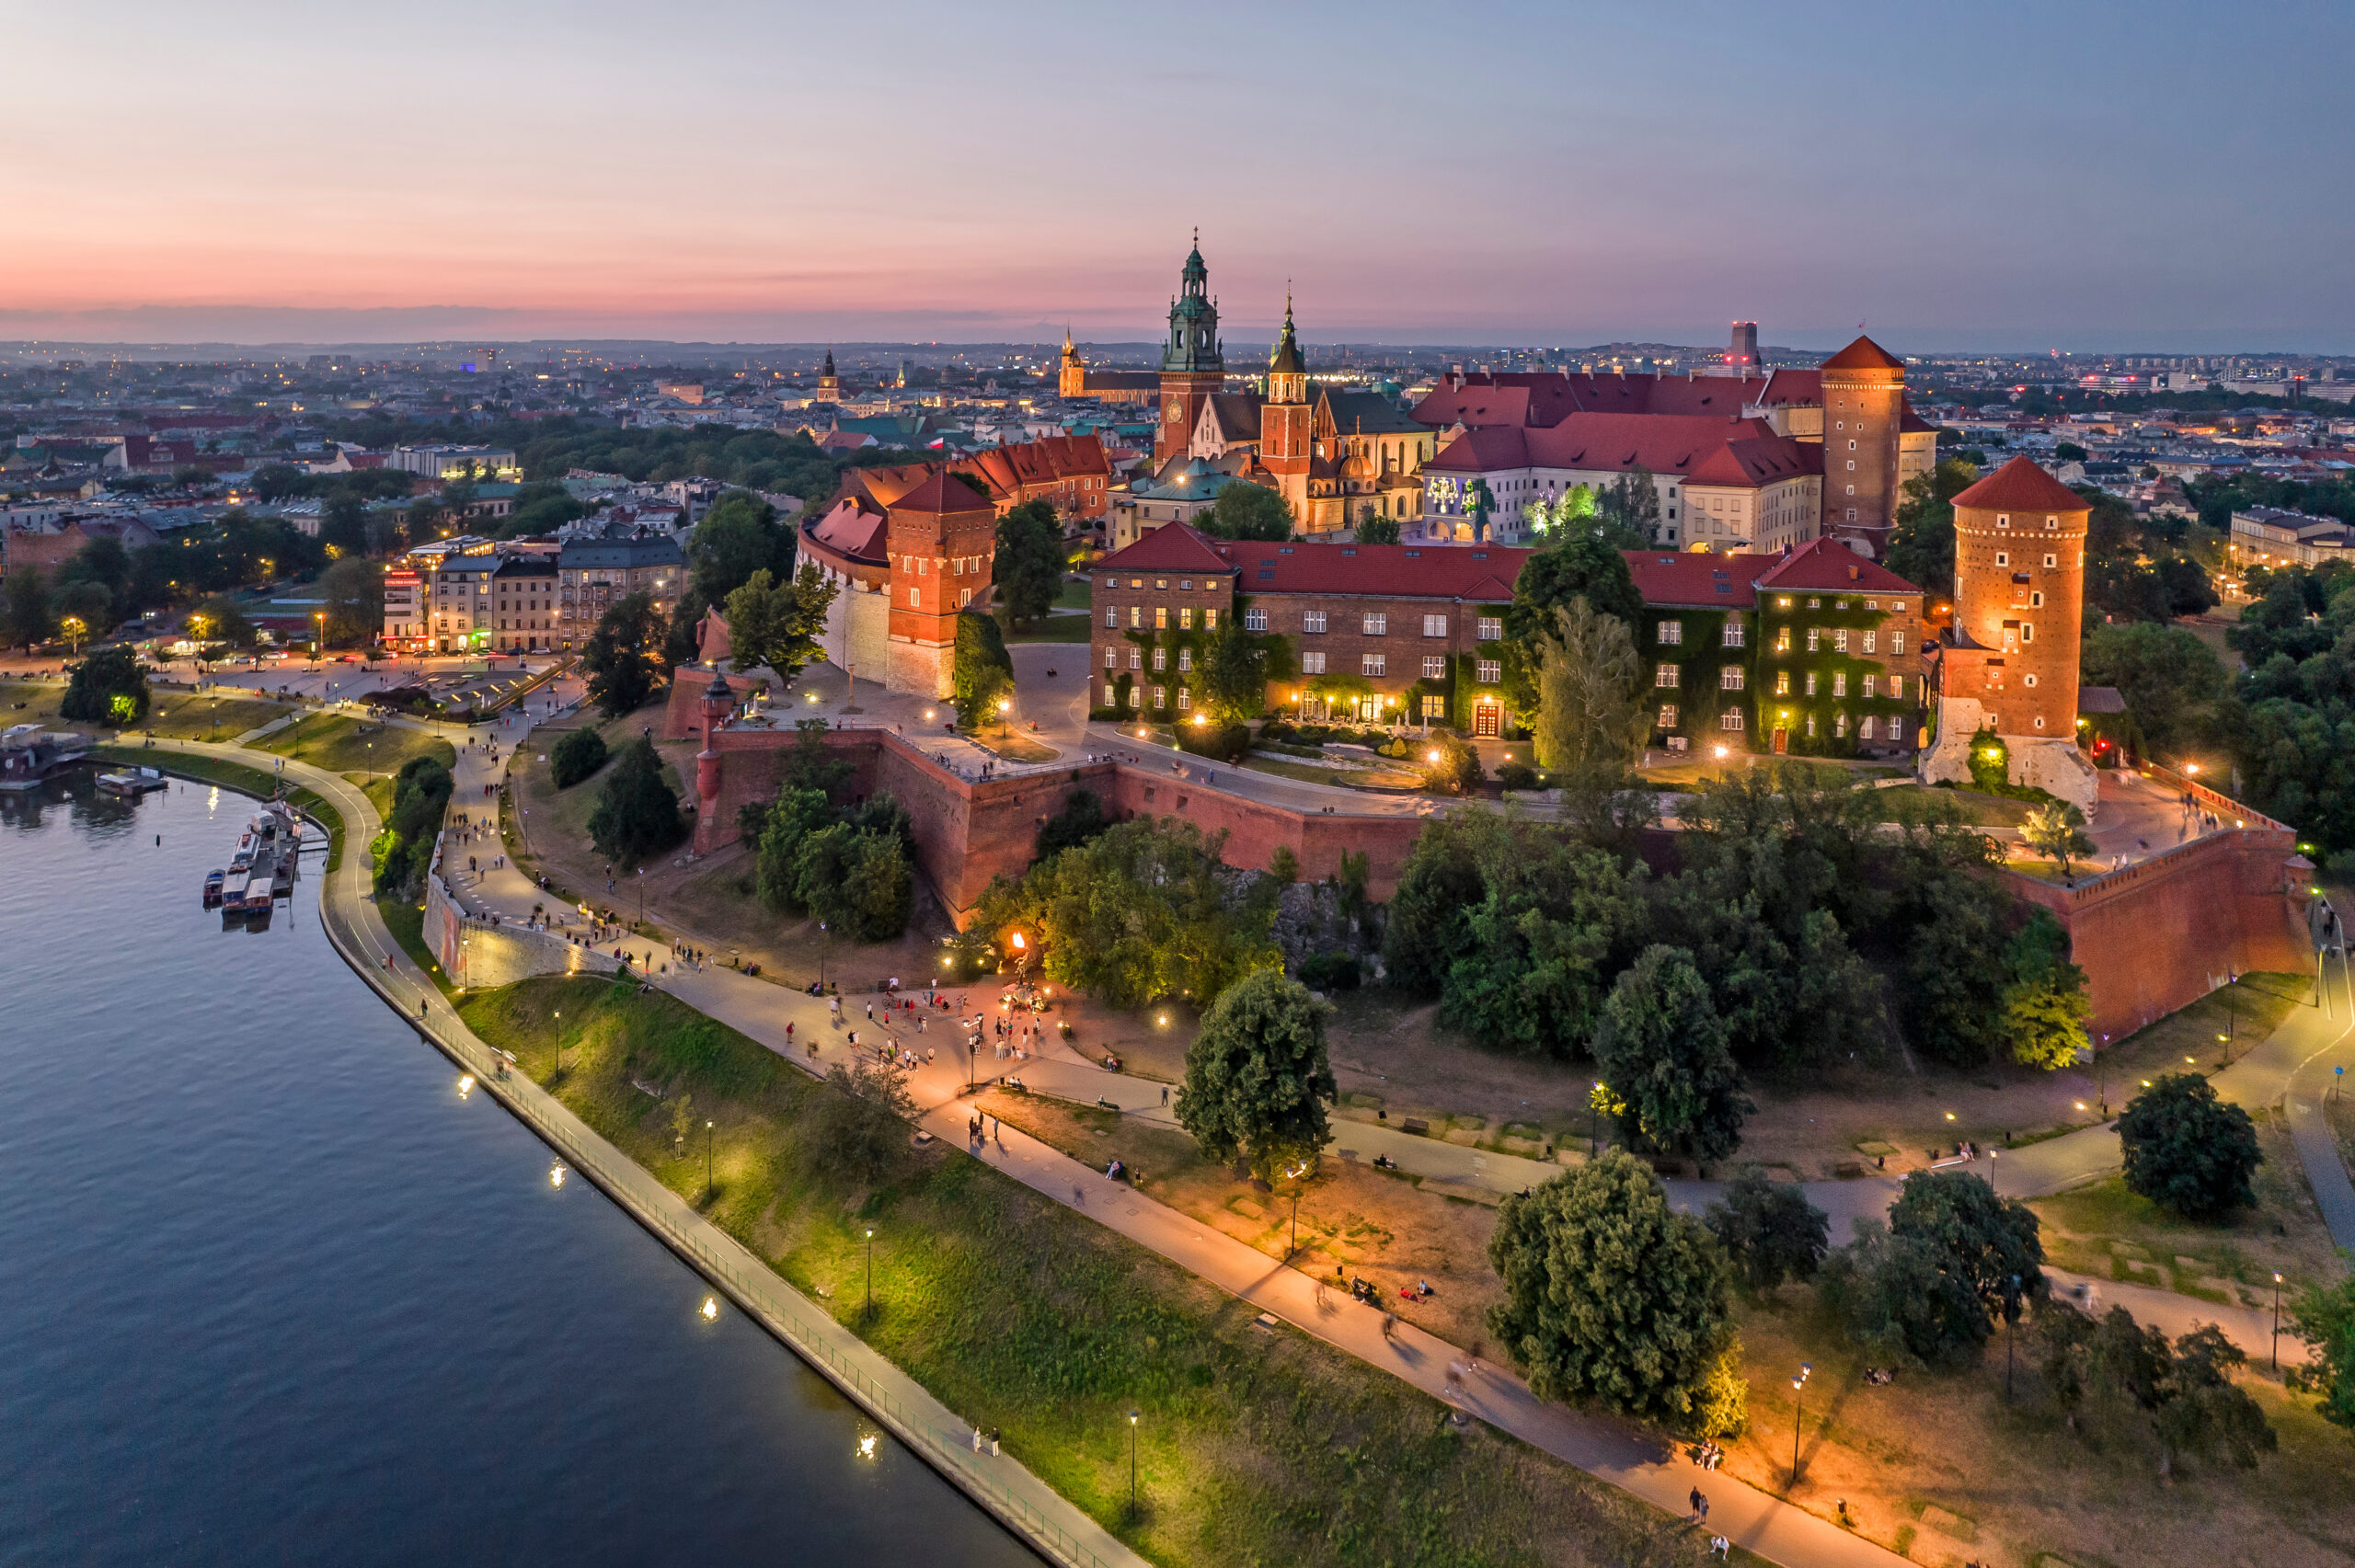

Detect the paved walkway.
xmin=118 ymin=736 xmax=1145 ymax=1568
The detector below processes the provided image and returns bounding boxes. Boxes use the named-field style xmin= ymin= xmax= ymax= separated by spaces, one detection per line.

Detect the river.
xmin=0 ymin=773 xmax=1037 ymax=1567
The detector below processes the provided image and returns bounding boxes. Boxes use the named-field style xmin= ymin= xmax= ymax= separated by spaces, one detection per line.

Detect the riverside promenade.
xmin=117 ymin=735 xmax=1145 ymax=1568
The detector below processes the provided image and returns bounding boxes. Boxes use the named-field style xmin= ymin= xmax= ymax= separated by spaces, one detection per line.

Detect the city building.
xmin=555 ymin=519 xmax=685 ymax=653
xmin=1923 ymin=456 xmax=2097 ymax=813
xmin=386 ymin=443 xmax=519 ymax=480
xmin=489 ymin=555 xmax=559 ymax=652
xmin=2229 ymin=505 xmax=2349 ymax=569
xmin=1057 ymin=331 xmax=1160 ymax=405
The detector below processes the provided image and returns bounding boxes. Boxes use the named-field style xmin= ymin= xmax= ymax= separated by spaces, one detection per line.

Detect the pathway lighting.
xmin=1128 ymin=1410 xmax=1141 ymax=1511
xmin=864 ymin=1228 xmax=877 ymax=1321
xmin=701 ymin=1295 xmax=718 ymax=1322
xmin=549 ymin=1162 xmax=567 ymax=1189
xmin=2273 ymin=1273 xmax=2284 ymax=1369
xmin=1790 ymin=1363 xmax=1813 ymax=1486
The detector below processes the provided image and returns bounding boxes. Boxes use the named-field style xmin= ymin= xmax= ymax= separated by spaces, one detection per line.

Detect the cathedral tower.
xmin=817 ymin=348 xmax=841 ymax=404
xmin=1155 ymin=232 xmax=1225 ymax=466
xmin=1260 ymin=291 xmax=1311 ymax=521
xmin=1058 ymin=327 xmax=1086 ymax=398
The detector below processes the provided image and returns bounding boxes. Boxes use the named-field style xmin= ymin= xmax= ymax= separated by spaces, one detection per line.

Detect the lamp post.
xmin=1127 ymin=1410 xmax=1140 ymax=1513
xmin=637 ymin=866 xmax=645 ymax=930
xmin=2005 ymin=1274 xmax=2021 ymax=1402
xmin=704 ymin=1118 xmax=715 ymax=1198
xmin=1789 ymin=1362 xmax=1812 ymax=1488
xmin=2273 ymin=1272 xmax=2284 ymax=1370
xmin=864 ymin=1227 xmax=876 ymax=1322
xmin=552 ymin=1010 xmax=562 ymax=1077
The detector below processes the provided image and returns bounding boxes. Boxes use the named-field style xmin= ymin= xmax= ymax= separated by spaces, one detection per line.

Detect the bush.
xmin=1297 ymin=949 xmax=1361 ymax=991
xmin=1176 ymin=719 xmax=1250 ymax=762
xmin=1496 ymin=761 xmax=1540 ymax=791
xmin=549 ymin=726 xmax=609 ymax=788
xmin=1038 ymin=788 xmax=1111 ymax=860
xmin=1258 ymin=720 xmax=1296 ymax=742
xmin=2119 ymin=1072 xmax=2263 ymax=1219
xmin=60 ymin=645 xmax=151 ymax=726
xmin=371 ymin=755 xmax=453 ymax=898
xmin=1419 ymin=732 xmax=1484 ymax=795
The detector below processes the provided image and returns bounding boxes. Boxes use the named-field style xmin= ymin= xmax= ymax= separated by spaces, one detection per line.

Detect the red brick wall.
xmin=2008 ymin=828 xmax=2310 ymax=1043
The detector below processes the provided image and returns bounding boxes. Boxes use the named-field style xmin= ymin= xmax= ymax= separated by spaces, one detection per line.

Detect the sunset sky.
xmin=6 ymin=1 xmax=2351 ymax=350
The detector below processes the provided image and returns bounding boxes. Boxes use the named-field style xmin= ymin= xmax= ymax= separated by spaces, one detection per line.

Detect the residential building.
xmin=556 ymin=520 xmax=684 ymax=653
xmin=2229 ymin=506 xmax=2350 ymax=569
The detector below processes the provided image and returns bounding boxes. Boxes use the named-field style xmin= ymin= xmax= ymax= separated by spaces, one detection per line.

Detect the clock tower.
xmin=1259 ymin=291 xmax=1311 ymax=521
xmin=1155 ymin=231 xmax=1225 ymax=467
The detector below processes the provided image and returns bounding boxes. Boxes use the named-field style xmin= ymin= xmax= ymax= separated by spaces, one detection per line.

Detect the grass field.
xmin=999 ymin=612 xmax=1095 ymax=644
xmin=454 ymin=975 xmax=1726 ymax=1568
xmin=254 ymin=712 xmax=456 ymax=782
xmin=0 ymin=681 xmax=67 ymax=725
xmin=136 ymin=692 xmax=292 ymax=740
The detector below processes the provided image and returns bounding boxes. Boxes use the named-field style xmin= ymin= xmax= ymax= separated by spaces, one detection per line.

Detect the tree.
xmin=549 ymin=726 xmax=609 ymax=788
xmin=1596 ymin=468 xmax=1661 ymax=544
xmin=661 ymin=581 xmax=708 ymax=671
xmin=1175 ymin=969 xmax=1338 ymax=1184
xmin=2289 ymin=1275 xmax=2355 ymax=1429
xmin=50 ymin=578 xmax=114 ymax=646
xmin=318 ymin=556 xmax=384 ymax=646
xmin=1036 ymin=788 xmax=1110 ymax=860
xmin=1533 ymin=599 xmax=1646 ymax=789
xmin=2000 ymin=909 xmax=2091 ymax=1070
xmin=582 ymin=591 xmax=671 ymax=716
xmin=951 ymin=611 xmax=1014 ymax=727
xmin=722 ymin=563 xmax=841 ymax=693
xmin=2081 ymin=622 xmax=2226 ymax=761
xmin=1196 ymin=616 xmax=1269 ymax=723
xmin=1591 ymin=944 xmax=1753 ymax=1165
xmin=1502 ymin=533 xmax=1645 ymax=719
xmin=753 ymin=784 xmax=836 ymax=910
xmin=801 ymin=1056 xmax=917 ymax=1185
xmin=59 ymin=645 xmax=150 ymax=726
xmin=2042 ymin=1302 xmax=2275 ymax=1478
xmin=1419 ymin=731 xmax=1483 ymax=795
xmin=370 ymin=755 xmax=453 ymax=898
xmin=1884 ymin=457 xmax=1979 ymax=598
xmin=1705 ymin=1168 xmax=1830 ymax=1290
xmin=797 ymin=823 xmax=914 ymax=941
xmin=687 ymin=489 xmax=794 ymax=606
xmin=2118 ymin=1072 xmax=2262 ymax=1219
xmin=1522 ymin=484 xmax=1600 ymax=542
xmin=992 ymin=498 xmax=1063 ymax=625
xmin=587 ymin=736 xmax=685 ymax=866
xmin=1486 ymin=1154 xmax=1734 ymax=1427
xmin=2 ymin=564 xmax=54 ymax=650
xmin=187 ymin=595 xmax=255 ymax=649
xmin=1830 ymin=1170 xmax=2047 ymax=1365
xmin=2019 ymin=801 xmax=2097 ymax=878
xmin=1354 ymin=514 xmax=1401 ymax=545
xmin=2054 ymin=441 xmax=2090 ymax=464
xmin=1200 ymin=480 xmax=1292 ymax=542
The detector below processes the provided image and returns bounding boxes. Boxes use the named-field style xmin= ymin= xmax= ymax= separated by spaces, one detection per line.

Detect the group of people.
xmin=1688 ymin=1441 xmax=1726 ymax=1470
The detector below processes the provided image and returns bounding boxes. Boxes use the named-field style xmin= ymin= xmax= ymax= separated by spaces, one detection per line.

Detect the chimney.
xmin=1847 ymin=565 xmax=1859 ymax=581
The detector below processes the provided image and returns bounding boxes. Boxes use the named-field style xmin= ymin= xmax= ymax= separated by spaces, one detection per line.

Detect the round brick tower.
xmin=1924 ymin=455 xmax=2097 ymax=813
xmin=1818 ymin=334 xmax=1906 ymax=555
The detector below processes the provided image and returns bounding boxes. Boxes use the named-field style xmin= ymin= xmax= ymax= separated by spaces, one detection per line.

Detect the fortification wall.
xmin=2008 ymin=826 xmax=2309 ymax=1043
xmin=425 ymin=836 xmax=622 ymax=988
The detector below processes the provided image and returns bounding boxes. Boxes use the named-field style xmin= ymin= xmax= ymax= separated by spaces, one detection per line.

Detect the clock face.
xmin=1166 ymin=396 xmax=1184 ymax=423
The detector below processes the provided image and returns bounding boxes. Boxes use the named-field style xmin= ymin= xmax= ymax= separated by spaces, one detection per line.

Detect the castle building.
xmin=1817 ymin=335 xmax=1908 ymax=558
xmin=1923 ymin=456 xmax=2098 ymax=813
xmin=797 ymin=463 xmax=999 ymax=700
xmin=1155 ymin=234 xmax=1225 ymax=468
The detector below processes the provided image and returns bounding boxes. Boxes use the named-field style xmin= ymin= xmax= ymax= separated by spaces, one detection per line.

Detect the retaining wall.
xmin=425 ymin=835 xmax=622 ymax=987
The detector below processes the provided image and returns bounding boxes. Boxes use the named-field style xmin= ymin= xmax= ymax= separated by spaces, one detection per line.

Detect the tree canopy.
xmin=60 ymin=645 xmax=150 ymax=725
xmin=587 ymin=736 xmax=685 ymax=865
xmin=1200 ymin=480 xmax=1292 ymax=542
xmin=689 ymin=489 xmax=798 ymax=607
xmin=1829 ymin=1170 xmax=2047 ymax=1366
xmin=1532 ymin=598 xmax=1646 ymax=788
xmin=2118 ymin=1072 xmax=2263 ymax=1219
xmin=1501 ymin=532 xmax=1644 ymax=719
xmin=722 ymin=563 xmax=841 ymax=694
xmin=1704 ymin=1167 xmax=1830 ymax=1291
xmin=1175 ymin=969 xmax=1338 ymax=1184
xmin=992 ymin=498 xmax=1064 ymax=625
xmin=581 ymin=590 xmax=672 ymax=716
xmin=1487 ymin=1154 xmax=1734 ymax=1427
xmin=1592 ymin=944 xmax=1753 ymax=1164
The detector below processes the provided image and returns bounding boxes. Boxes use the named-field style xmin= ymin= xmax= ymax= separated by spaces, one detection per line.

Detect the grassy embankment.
xmin=253 ymin=712 xmax=455 ymax=782
xmin=453 ymin=974 xmax=1722 ymax=1568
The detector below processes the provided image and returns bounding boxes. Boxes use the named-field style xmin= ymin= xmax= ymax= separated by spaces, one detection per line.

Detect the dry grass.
xmin=136 ymin=692 xmax=291 ymax=739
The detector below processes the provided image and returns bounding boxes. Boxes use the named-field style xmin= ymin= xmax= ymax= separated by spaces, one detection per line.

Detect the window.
xmin=1860 ymin=716 xmax=1877 ymax=740
xmin=1833 ymin=628 xmax=1850 ymax=653
xmin=1862 ymin=629 xmax=1877 ymax=654
xmin=1155 ymin=606 xmax=1167 ymax=630
xmin=909 ymin=585 xmax=921 ymax=607
xmin=1152 ymin=647 xmax=1166 ymax=671
xmin=2025 ymin=673 xmax=2039 ymax=688
xmin=1361 ymin=654 xmax=1385 ymax=676
xmin=1177 ymin=688 xmax=1191 ymax=710
xmin=1422 ymin=695 xmax=1444 ymax=719
xmin=1300 ymin=650 xmax=1327 ymax=674
xmin=1203 ymin=607 xmax=1218 ymax=630
xmin=1128 ymin=648 xmax=1142 ymax=670
xmin=1422 ymin=613 xmax=1447 ymax=637
xmin=1658 ymin=704 xmax=1679 ymax=729
xmin=1720 ymin=710 xmax=1744 ymax=731
xmin=1995 ymin=552 xmax=2009 ymax=567
xmin=1721 ymin=620 xmax=1745 ymax=647
xmin=1421 ymin=656 xmax=1446 ymax=678
xmin=1720 ymin=666 xmax=1744 ymax=691
xmin=2043 ymin=554 xmax=2058 ymax=568
xmin=1303 ymin=611 xmax=1327 ymax=634
xmin=1891 ymin=630 xmax=1907 ymax=655
xmin=1362 ymin=612 xmax=1387 ymax=635
xmin=1656 ymin=664 xmax=1681 ymax=688
xmin=1103 ymin=645 xmax=1117 ymax=669
xmin=1105 ymin=681 xmax=1117 ymax=705
xmin=1105 ymin=606 xmax=1118 ymax=627
xmin=2029 ymin=591 xmax=2043 ymax=608
xmin=1775 ymin=670 xmax=1790 ymax=695
xmin=1889 ymin=675 xmax=1904 ymax=701
xmin=2021 ymin=623 xmax=2035 ymax=643
xmin=1657 ymin=619 xmax=1683 ymax=646
xmin=1128 ymin=605 xmax=1142 ymax=629
xmin=1863 ymin=674 xmax=1878 ymax=698
xmin=1178 ymin=606 xmax=1194 ymax=630
xmin=1806 ymin=627 xmax=1821 ymax=653
xmin=1178 ymin=648 xmax=1193 ymax=671
xmin=1477 ymin=616 xmax=1502 ymax=641
xmin=1805 ymin=671 xmax=1819 ymax=696
xmin=1476 ymin=659 xmax=1500 ymax=684
xmin=1244 ymin=608 xmax=1266 ymax=631
xmin=1832 ymin=672 xmax=1847 ymax=697
xmin=1179 ymin=580 xmax=1191 ymax=591
xmin=1152 ymin=685 xmax=1166 ymax=709
xmin=1155 ymin=578 xmax=1167 ymax=590
xmin=1775 ymin=626 xmax=1791 ymax=652
xmin=1130 ymin=578 xmax=1143 ymax=589
xmin=1835 ymin=711 xmax=1848 ymax=738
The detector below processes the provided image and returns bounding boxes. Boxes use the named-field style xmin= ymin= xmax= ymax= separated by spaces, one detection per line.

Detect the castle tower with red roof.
xmin=1818 ymin=334 xmax=1906 ymax=557
xmin=1922 ymin=456 xmax=2097 ymax=814
xmin=883 ymin=468 xmax=996 ymax=699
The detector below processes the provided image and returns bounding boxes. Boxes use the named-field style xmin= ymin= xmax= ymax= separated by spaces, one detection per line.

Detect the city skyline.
xmin=6 ymin=2 xmax=2352 ymax=352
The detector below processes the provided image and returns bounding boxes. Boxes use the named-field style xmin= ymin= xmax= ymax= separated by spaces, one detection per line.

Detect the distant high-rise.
xmin=1729 ymin=321 xmax=1760 ymax=371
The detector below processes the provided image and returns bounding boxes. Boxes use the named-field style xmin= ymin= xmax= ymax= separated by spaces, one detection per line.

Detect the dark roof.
xmin=1094 ymin=522 xmax=1238 ymax=577
xmin=2079 ymin=685 xmax=2128 ymax=714
xmin=1625 ymin=552 xmax=1773 ymax=609
xmin=1427 ymin=414 xmax=1810 ymax=486
xmin=1819 ymin=335 xmax=1905 ymax=372
xmin=1752 ymin=536 xmax=1923 ymax=596
xmin=558 ymin=531 xmax=684 ymax=570
xmin=1319 ymin=388 xmax=1420 ymax=435
xmin=1950 ymin=455 xmax=2090 ymax=513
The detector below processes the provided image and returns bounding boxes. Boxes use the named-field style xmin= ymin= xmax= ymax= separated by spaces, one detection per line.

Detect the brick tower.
xmin=1818 ymin=334 xmax=1906 ymax=557
xmin=1155 ymin=232 xmax=1224 ymax=467
xmin=1058 ymin=326 xmax=1086 ymax=398
xmin=1923 ymin=456 xmax=2097 ymax=813
xmin=884 ymin=468 xmax=996 ymax=700
xmin=1259 ymin=292 xmax=1311 ymax=522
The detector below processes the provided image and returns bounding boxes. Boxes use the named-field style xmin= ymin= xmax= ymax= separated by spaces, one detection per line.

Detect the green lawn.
xmin=454 ymin=976 xmax=1708 ymax=1568
xmin=998 ymin=612 xmax=1095 ymax=644
xmin=138 ymin=692 xmax=291 ymax=740
xmin=255 ymin=713 xmax=455 ymax=781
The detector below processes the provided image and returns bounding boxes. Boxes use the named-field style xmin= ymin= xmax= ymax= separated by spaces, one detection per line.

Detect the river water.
xmin=0 ymin=775 xmax=1035 ymax=1567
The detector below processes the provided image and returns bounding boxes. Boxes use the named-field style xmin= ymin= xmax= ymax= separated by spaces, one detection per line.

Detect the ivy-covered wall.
xmin=1751 ymin=593 xmax=1918 ymax=758
xmin=1636 ymin=606 xmax=1748 ymax=747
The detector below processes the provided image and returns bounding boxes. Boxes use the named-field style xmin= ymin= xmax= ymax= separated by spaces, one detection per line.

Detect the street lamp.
xmin=637 ymin=865 xmax=645 ymax=928
xmin=2273 ymin=1272 xmax=2284 ymax=1370
xmin=1790 ymin=1362 xmax=1812 ymax=1487
xmin=864 ymin=1227 xmax=876 ymax=1322
xmin=1128 ymin=1410 xmax=1141 ymax=1513
xmin=704 ymin=1118 xmax=715 ymax=1198
xmin=552 ymin=1010 xmax=562 ymax=1078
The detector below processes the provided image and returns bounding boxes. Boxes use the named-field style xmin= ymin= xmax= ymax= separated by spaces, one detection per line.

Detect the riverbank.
xmin=90 ymin=742 xmax=348 ymax=870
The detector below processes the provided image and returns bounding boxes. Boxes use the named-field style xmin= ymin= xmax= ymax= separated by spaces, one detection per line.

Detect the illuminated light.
xmin=700 ymin=1296 xmax=719 ymax=1322
xmin=925 ymin=709 xmax=935 ymax=721
xmin=1945 ymin=1112 xmax=1957 ymax=1121
xmin=858 ymin=1435 xmax=878 ymax=1460
xmin=457 ymin=1074 xmax=476 ymax=1097
xmin=1009 ymin=932 xmax=1026 ymax=951
xmin=2185 ymin=763 xmax=2199 ymax=774
xmin=549 ymin=1163 xmax=567 ymax=1188
xmin=2142 ymin=1080 xmax=2153 ymax=1088
xmin=2074 ymin=1102 xmax=2087 ymax=1111
xmin=1427 ymin=750 xmax=1442 ymax=762
xmin=1156 ymin=1014 xmax=1169 ymax=1027
xmin=1713 ymin=745 xmax=1729 ymax=760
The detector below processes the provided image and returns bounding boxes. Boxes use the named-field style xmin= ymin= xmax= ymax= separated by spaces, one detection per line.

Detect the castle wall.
xmin=2008 ymin=826 xmax=2310 ymax=1044
xmin=427 ymin=835 xmax=622 ymax=987
xmin=822 ymin=580 xmax=892 ymax=687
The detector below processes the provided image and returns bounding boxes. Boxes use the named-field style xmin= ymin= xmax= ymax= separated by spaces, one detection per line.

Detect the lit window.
xmin=1105 ymin=682 xmax=1118 ymax=704
xmin=1775 ymin=670 xmax=1790 ymax=695
xmin=1656 ymin=664 xmax=1680 ymax=688
xmin=1178 ymin=606 xmax=1194 ymax=630
xmin=1657 ymin=620 xmax=1683 ymax=646
xmin=1129 ymin=605 xmax=1142 ymax=629
xmin=1361 ymin=654 xmax=1385 ymax=676
xmin=1155 ymin=606 xmax=1167 ymax=630
xmin=1203 ymin=607 xmax=1218 ymax=630
xmin=1658 ymin=704 xmax=1679 ymax=729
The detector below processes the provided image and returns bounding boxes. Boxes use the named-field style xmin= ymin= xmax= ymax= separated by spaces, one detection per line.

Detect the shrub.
xmin=1496 ymin=761 xmax=1540 ymax=791
xmin=549 ymin=726 xmax=609 ymax=788
xmin=1176 ymin=719 xmax=1250 ymax=762
xmin=1037 ymin=788 xmax=1111 ymax=861
xmin=1258 ymin=720 xmax=1296 ymax=742
xmin=587 ymin=737 xmax=685 ymax=866
xmin=1297 ymin=949 xmax=1361 ymax=991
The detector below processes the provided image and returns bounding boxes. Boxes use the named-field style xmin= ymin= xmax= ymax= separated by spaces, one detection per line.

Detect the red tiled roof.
xmin=1623 ymin=551 xmax=1775 ymax=609
xmin=889 ymin=468 xmax=994 ymax=514
xmin=1898 ymin=401 xmax=1936 ymax=433
xmin=1213 ymin=539 xmax=1533 ymax=601
xmin=803 ymin=498 xmax=888 ymax=565
xmin=1950 ymin=455 xmax=2090 ymax=514
xmin=1411 ymin=372 xmax=1802 ymax=431
xmin=1094 ymin=522 xmax=1239 ymax=577
xmin=1428 ymin=414 xmax=1809 ymax=489
xmin=1751 ymin=368 xmax=1822 ymax=406
xmin=1752 ymin=536 xmax=1923 ymax=595
xmin=1819 ymin=335 xmax=1905 ymax=372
